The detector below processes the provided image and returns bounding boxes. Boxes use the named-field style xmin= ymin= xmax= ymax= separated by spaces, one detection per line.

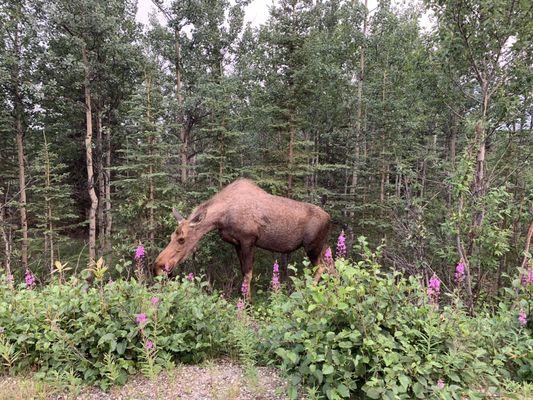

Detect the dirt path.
xmin=1 ymin=359 xmax=288 ymax=400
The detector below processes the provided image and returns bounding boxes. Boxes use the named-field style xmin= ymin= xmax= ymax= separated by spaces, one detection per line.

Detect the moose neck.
xmin=184 ymin=217 xmax=217 ymax=259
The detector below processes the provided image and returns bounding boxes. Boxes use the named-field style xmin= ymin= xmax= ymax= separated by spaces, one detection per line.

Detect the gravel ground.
xmin=0 ymin=359 xmax=289 ymax=400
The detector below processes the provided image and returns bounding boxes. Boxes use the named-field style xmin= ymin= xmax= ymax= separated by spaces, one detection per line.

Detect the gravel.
xmin=1 ymin=359 xmax=289 ymax=400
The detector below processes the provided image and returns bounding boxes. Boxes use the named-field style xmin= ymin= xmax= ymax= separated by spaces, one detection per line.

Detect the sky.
xmin=135 ymin=0 xmax=434 ymax=30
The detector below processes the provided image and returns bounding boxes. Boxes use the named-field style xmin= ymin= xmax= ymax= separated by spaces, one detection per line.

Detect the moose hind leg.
xmin=306 ymin=245 xmax=327 ymax=283
xmin=304 ymin=221 xmax=330 ymax=283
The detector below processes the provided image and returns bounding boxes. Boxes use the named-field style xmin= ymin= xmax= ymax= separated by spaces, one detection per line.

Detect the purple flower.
xmin=271 ymin=260 xmax=281 ymax=292
xmin=427 ymin=274 xmax=441 ymax=304
xmin=236 ymin=298 xmax=245 ymax=311
xmin=518 ymin=310 xmax=527 ymax=327
xmin=436 ymin=379 xmax=445 ymax=389
xmin=0 ymin=327 xmax=4 ymax=334
xmin=273 ymin=260 xmax=279 ymax=273
xmin=135 ymin=313 xmax=148 ymax=325
xmin=163 ymin=263 xmax=171 ymax=273
xmin=134 ymin=245 xmax=145 ymax=260
xmin=145 ymin=340 xmax=154 ymax=349
xmin=150 ymin=297 xmax=160 ymax=306
xmin=107 ymin=278 xmax=114 ymax=285
xmin=324 ymin=247 xmax=333 ymax=265
xmin=241 ymin=281 xmax=249 ymax=297
xmin=6 ymin=274 xmax=13 ymax=284
xmin=336 ymin=230 xmax=346 ymax=259
xmin=454 ymin=261 xmax=465 ymax=283
xmin=186 ymin=272 xmax=194 ymax=281
xmin=25 ymin=268 xmax=35 ymax=289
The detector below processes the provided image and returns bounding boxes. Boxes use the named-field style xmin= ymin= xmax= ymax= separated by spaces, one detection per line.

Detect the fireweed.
xmin=24 ymin=268 xmax=36 ymax=289
xmin=336 ymin=230 xmax=347 ymax=259
xmin=518 ymin=310 xmax=527 ymax=327
xmin=136 ymin=313 xmax=148 ymax=326
xmin=236 ymin=298 xmax=245 ymax=312
xmin=455 ymin=261 xmax=465 ymax=283
xmin=427 ymin=274 xmax=441 ymax=304
xmin=241 ymin=281 xmax=249 ymax=298
xmin=134 ymin=244 xmax=146 ymax=282
xmin=271 ymin=260 xmax=281 ymax=292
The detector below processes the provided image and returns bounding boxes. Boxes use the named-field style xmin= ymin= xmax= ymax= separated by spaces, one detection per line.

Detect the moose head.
xmin=153 ymin=207 xmax=206 ymax=276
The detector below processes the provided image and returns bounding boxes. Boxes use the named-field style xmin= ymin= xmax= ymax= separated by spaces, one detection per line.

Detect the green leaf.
xmin=322 ymin=364 xmax=334 ymax=375
xmin=412 ymin=382 xmax=425 ymax=398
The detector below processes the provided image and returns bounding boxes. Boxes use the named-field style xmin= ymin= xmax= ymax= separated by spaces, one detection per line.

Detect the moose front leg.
xmin=235 ymin=242 xmax=255 ymax=301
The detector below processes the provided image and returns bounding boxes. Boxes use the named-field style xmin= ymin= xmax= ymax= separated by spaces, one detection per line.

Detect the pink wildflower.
xmin=454 ymin=261 xmax=465 ymax=283
xmin=6 ymin=274 xmax=13 ymax=284
xmin=236 ymin=298 xmax=245 ymax=311
xmin=25 ymin=268 xmax=35 ymax=289
xmin=145 ymin=340 xmax=154 ymax=349
xmin=336 ymin=230 xmax=346 ymax=259
xmin=150 ymin=297 xmax=160 ymax=306
xmin=163 ymin=263 xmax=171 ymax=273
xmin=135 ymin=313 xmax=148 ymax=325
xmin=241 ymin=281 xmax=249 ymax=297
xmin=134 ymin=245 xmax=145 ymax=260
xmin=186 ymin=272 xmax=194 ymax=281
xmin=518 ymin=310 xmax=527 ymax=327
xmin=271 ymin=260 xmax=281 ymax=292
xmin=436 ymin=379 xmax=445 ymax=389
xmin=427 ymin=274 xmax=441 ymax=304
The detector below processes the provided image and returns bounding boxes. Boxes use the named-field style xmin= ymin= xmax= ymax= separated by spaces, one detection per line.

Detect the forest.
xmin=0 ymin=0 xmax=532 ymax=398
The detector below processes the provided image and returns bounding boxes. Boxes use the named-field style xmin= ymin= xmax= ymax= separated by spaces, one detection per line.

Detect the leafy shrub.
xmin=0 ymin=275 xmax=237 ymax=388
xmin=259 ymin=257 xmax=532 ymax=399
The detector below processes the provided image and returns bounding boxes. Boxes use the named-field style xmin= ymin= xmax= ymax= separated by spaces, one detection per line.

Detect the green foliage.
xmin=258 ymin=256 xmax=532 ymax=399
xmin=0 ymin=275 xmax=237 ymax=389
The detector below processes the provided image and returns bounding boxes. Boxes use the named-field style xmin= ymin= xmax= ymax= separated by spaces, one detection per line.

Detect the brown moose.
xmin=153 ymin=178 xmax=331 ymax=299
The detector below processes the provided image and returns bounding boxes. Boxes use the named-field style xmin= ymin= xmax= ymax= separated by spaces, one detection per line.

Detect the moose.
xmin=154 ymin=178 xmax=331 ymax=298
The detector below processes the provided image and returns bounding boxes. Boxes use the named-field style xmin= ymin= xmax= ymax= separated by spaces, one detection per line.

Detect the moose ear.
xmin=172 ymin=207 xmax=185 ymax=223
xmin=189 ymin=209 xmax=205 ymax=226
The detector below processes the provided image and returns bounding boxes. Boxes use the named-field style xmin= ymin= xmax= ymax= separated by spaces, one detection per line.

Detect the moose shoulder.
xmin=154 ymin=178 xmax=331 ymax=299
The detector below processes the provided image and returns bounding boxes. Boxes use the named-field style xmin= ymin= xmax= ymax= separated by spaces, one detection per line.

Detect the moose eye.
xmin=178 ymin=238 xmax=185 ymax=244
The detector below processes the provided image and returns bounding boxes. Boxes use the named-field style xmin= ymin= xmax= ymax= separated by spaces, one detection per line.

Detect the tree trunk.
xmin=447 ymin=116 xmax=457 ymax=207
xmin=96 ymin=114 xmax=105 ymax=256
xmin=174 ymin=28 xmax=188 ymax=184
xmin=146 ymin=72 xmax=155 ymax=244
xmin=43 ymin=133 xmax=54 ymax=274
xmin=0 ymin=204 xmax=12 ymax=279
xmin=15 ymin=121 xmax=28 ymax=271
xmin=380 ymin=69 xmax=387 ymax=205
xmin=13 ymin=22 xmax=28 ymax=271
xmin=520 ymin=217 xmax=533 ymax=270
xmin=350 ymin=0 xmax=368 ymax=207
xmin=104 ymin=123 xmax=112 ymax=254
xmin=287 ymin=122 xmax=295 ymax=198
xmin=82 ymin=44 xmax=98 ymax=262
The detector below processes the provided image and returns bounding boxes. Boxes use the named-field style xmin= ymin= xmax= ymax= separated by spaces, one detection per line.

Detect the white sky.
xmin=136 ymin=0 xmax=433 ymax=30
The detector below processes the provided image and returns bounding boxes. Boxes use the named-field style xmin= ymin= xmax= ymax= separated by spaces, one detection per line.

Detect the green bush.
xmin=0 ymin=275 xmax=237 ymax=388
xmin=258 ymin=258 xmax=532 ymax=399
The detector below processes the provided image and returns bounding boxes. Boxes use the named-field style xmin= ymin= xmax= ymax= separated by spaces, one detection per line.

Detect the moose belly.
xmin=255 ymin=224 xmax=304 ymax=253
